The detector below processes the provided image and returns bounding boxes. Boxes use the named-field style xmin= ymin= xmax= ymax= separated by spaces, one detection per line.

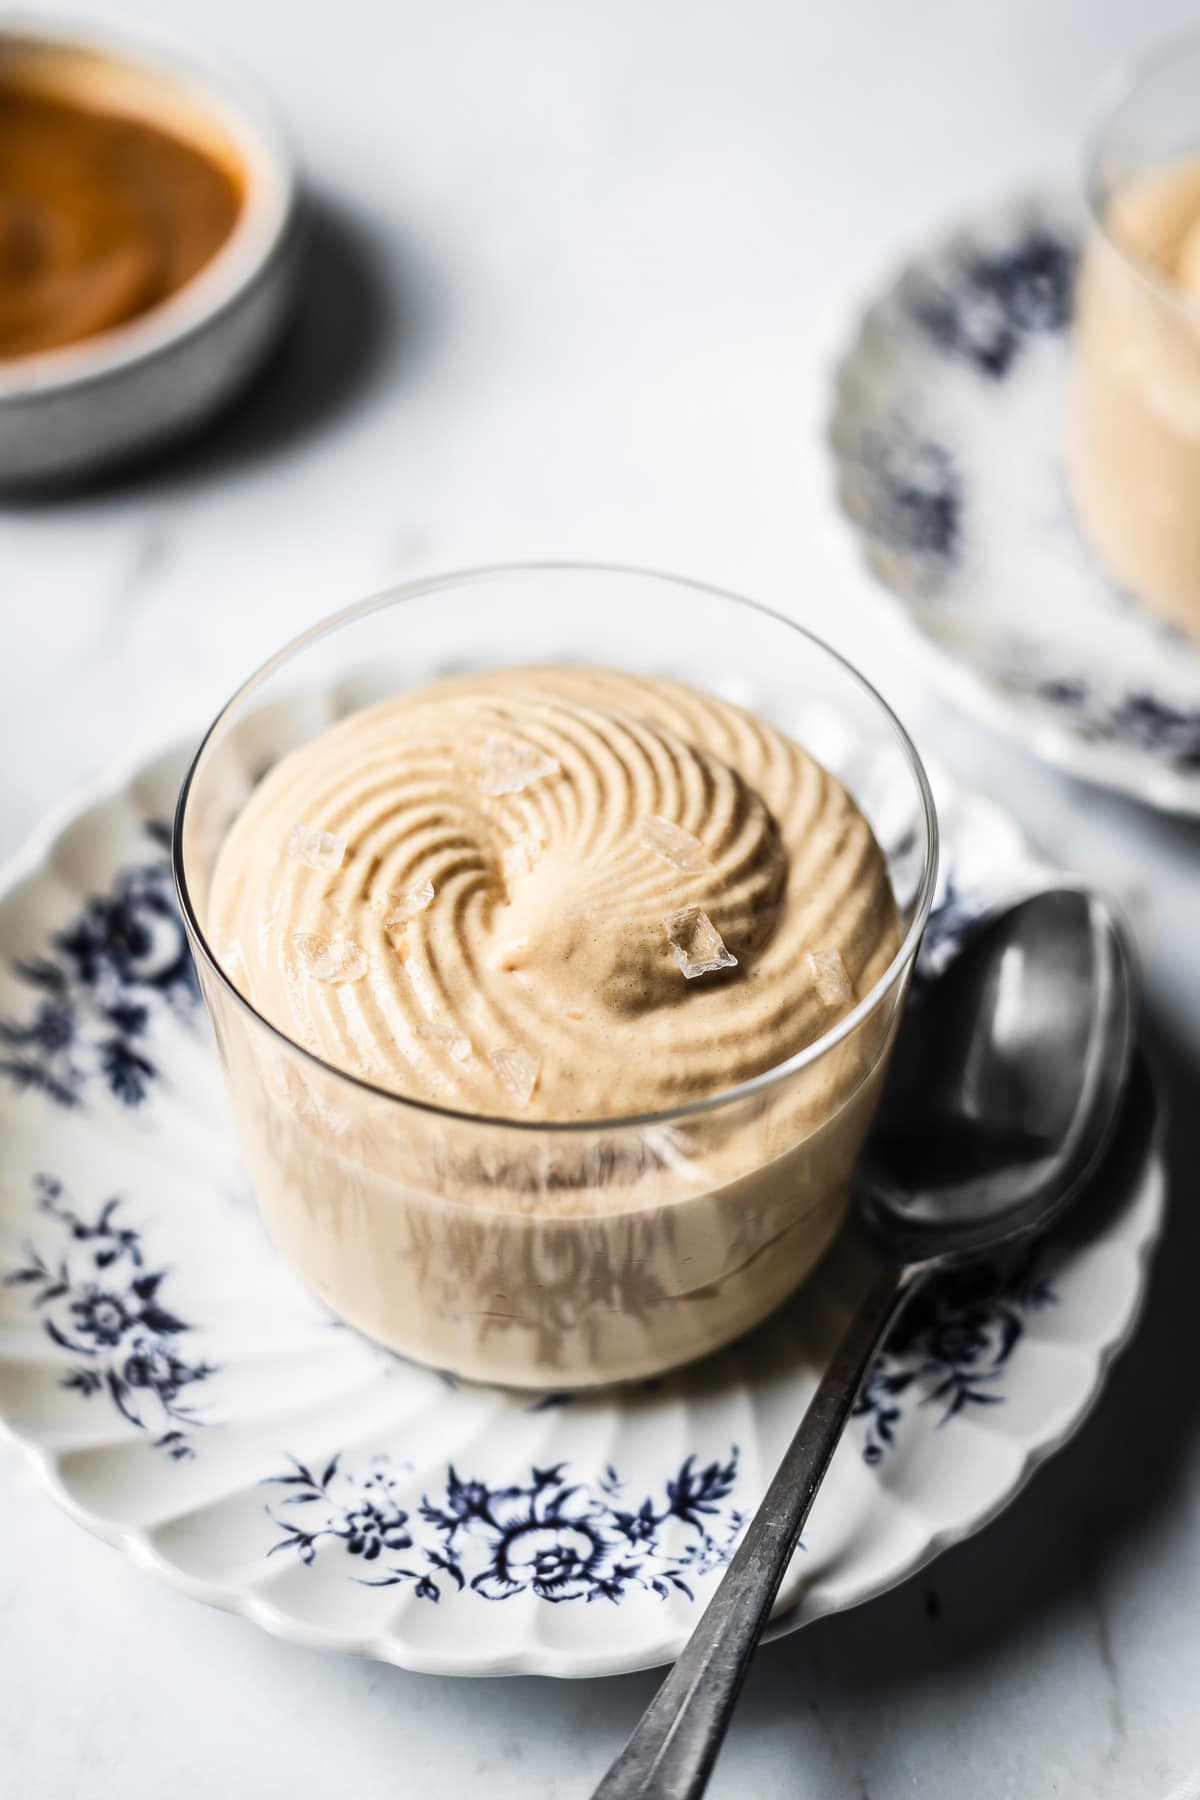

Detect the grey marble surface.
xmin=2 ymin=0 xmax=1199 ymax=1794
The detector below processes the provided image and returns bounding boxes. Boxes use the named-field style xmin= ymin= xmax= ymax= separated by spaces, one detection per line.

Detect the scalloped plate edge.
xmin=818 ymin=197 xmax=1200 ymax=818
xmin=0 ymin=738 xmax=1171 ymax=1677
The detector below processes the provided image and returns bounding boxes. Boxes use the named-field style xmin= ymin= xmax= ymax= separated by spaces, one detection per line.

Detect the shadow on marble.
xmin=3 ymin=190 xmax=414 ymax=502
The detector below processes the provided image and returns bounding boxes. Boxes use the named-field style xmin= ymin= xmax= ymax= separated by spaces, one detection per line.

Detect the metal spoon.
xmin=592 ymin=886 xmax=1135 ymax=1800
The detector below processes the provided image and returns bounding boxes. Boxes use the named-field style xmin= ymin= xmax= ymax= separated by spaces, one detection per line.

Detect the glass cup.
xmin=1071 ymin=33 xmax=1200 ymax=639
xmin=173 ymin=565 xmax=937 ymax=1388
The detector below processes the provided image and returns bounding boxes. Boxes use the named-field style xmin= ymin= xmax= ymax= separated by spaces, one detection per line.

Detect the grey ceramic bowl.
xmin=0 ymin=16 xmax=300 ymax=487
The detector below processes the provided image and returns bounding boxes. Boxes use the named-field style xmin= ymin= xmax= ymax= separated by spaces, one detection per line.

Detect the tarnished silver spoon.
xmin=593 ymin=886 xmax=1135 ymax=1800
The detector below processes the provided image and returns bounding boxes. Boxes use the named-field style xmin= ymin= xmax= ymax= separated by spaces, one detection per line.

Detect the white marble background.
xmin=3 ymin=0 xmax=1200 ymax=1794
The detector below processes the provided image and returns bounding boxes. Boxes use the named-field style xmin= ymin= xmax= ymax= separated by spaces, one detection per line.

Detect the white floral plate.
xmin=0 ymin=719 xmax=1164 ymax=1678
xmin=826 ymin=190 xmax=1200 ymax=814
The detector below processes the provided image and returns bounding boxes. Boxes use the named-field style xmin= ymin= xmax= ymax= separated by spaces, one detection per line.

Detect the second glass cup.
xmin=173 ymin=566 xmax=936 ymax=1388
xmin=1072 ymin=33 xmax=1200 ymax=639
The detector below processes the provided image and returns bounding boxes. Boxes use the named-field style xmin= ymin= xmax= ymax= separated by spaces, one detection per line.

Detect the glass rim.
xmin=1082 ymin=26 xmax=1200 ymax=330
xmin=172 ymin=560 xmax=939 ymax=1135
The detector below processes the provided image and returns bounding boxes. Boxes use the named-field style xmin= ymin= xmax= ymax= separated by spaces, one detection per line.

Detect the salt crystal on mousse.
xmin=291 ymin=932 xmax=369 ymax=985
xmin=490 ymin=1046 xmax=540 ymax=1107
xmin=416 ymin=1019 xmax=472 ymax=1063
xmin=665 ymin=907 xmax=737 ymax=979
xmin=287 ymin=825 xmax=347 ymax=873
xmin=502 ymin=839 xmax=540 ymax=883
xmin=639 ymin=814 xmax=710 ymax=875
xmin=807 ymin=947 xmax=853 ymax=1009
xmin=385 ymin=879 xmax=435 ymax=931
xmin=479 ymin=736 xmax=560 ymax=797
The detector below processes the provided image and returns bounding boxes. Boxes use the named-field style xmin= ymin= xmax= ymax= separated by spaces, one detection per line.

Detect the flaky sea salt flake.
xmin=385 ymin=879 xmax=435 ymax=932
xmin=479 ymin=735 xmax=560 ymax=797
xmin=287 ymin=825 xmax=347 ymax=873
xmin=405 ymin=877 xmax=435 ymax=913
xmin=639 ymin=814 xmax=710 ymax=875
xmin=665 ymin=907 xmax=737 ymax=980
xmin=291 ymin=931 xmax=369 ymax=985
xmin=416 ymin=1019 xmax=472 ymax=1063
xmin=490 ymin=1046 xmax=540 ymax=1107
xmin=502 ymin=839 xmax=541 ymax=883
xmin=807 ymin=947 xmax=852 ymax=1009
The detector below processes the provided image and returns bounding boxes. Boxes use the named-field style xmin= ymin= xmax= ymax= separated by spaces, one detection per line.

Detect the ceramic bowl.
xmin=0 ymin=15 xmax=299 ymax=486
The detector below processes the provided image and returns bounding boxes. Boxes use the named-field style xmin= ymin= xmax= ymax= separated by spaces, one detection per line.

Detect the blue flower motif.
xmin=441 ymin=1470 xmax=491 ymax=1520
xmin=3 ymin=1174 xmax=216 ymax=1459
xmin=613 ymin=1500 xmax=658 ymax=1544
xmin=0 ymin=821 xmax=199 ymax=1109
xmin=469 ymin=1481 xmax=612 ymax=1602
xmin=854 ymin=1249 xmax=1056 ymax=1464
xmin=855 ymin=425 xmax=961 ymax=579
xmin=1006 ymin=670 xmax=1200 ymax=772
xmin=336 ymin=1497 xmax=414 ymax=1562
xmin=910 ymin=225 xmax=1076 ymax=378
xmin=69 ymin=1286 xmax=132 ymax=1347
xmin=265 ymin=1451 xmax=744 ymax=1605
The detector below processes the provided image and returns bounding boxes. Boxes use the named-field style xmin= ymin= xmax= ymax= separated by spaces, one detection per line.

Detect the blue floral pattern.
xmin=834 ymin=201 xmax=1200 ymax=797
xmin=908 ymin=224 xmax=1076 ymax=378
xmin=265 ymin=1450 xmax=744 ymax=1604
xmin=0 ymin=822 xmax=198 ymax=1108
xmin=857 ymin=425 xmax=961 ymax=577
xmin=854 ymin=1251 xmax=1057 ymax=1464
xmin=1005 ymin=671 xmax=1200 ymax=772
xmin=3 ymin=1174 xmax=216 ymax=1460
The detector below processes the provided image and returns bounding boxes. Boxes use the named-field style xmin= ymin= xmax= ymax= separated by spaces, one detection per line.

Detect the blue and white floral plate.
xmin=827 ymin=191 xmax=1200 ymax=814
xmin=0 ymin=722 xmax=1164 ymax=1678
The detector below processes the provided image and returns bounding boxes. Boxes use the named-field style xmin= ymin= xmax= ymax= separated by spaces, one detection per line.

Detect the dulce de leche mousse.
xmin=1072 ymin=156 xmax=1200 ymax=639
xmin=204 ymin=667 xmax=902 ymax=1386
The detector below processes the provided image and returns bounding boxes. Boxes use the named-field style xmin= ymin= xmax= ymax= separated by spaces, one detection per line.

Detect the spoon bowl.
xmin=861 ymin=886 xmax=1135 ymax=1260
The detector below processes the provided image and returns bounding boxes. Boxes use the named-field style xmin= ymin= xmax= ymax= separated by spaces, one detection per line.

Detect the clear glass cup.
xmin=173 ymin=565 xmax=937 ymax=1388
xmin=1071 ymin=33 xmax=1200 ymax=639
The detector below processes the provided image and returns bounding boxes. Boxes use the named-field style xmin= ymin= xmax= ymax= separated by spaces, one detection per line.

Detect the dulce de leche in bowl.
xmin=174 ymin=568 xmax=936 ymax=1388
xmin=0 ymin=56 xmax=241 ymax=360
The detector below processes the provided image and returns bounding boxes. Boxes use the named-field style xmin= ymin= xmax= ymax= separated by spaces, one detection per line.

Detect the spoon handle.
xmin=590 ymin=1256 xmax=923 ymax=1800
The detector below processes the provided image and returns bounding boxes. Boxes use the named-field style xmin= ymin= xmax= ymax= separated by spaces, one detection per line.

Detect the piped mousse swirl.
xmin=206 ymin=667 xmax=900 ymax=1121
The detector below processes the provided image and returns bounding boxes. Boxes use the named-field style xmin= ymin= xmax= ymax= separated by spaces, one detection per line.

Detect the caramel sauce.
xmin=0 ymin=82 xmax=242 ymax=359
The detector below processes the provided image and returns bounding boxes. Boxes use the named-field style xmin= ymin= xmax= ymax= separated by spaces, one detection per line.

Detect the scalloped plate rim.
xmin=820 ymin=188 xmax=1200 ymax=818
xmin=0 ymin=733 xmax=1169 ymax=1678
xmin=0 ymin=1121 xmax=1165 ymax=1680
